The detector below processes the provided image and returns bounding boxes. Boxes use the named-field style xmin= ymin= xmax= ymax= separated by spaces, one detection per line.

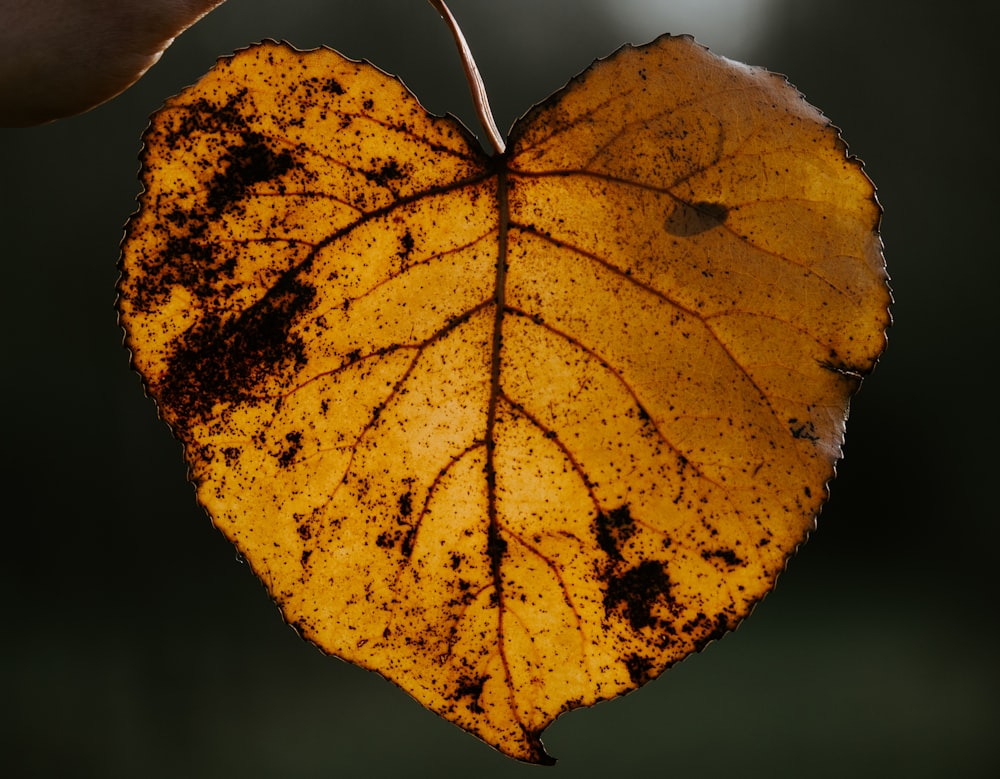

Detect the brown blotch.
xmin=276 ymin=431 xmax=303 ymax=468
xmin=365 ymin=159 xmax=407 ymax=188
xmin=455 ymin=674 xmax=489 ymax=714
xmin=595 ymin=505 xmax=636 ymax=561
xmin=701 ymin=548 xmax=744 ymax=567
xmin=206 ymin=131 xmax=296 ymax=215
xmin=603 ymin=560 xmax=674 ymax=632
xmin=159 ymin=277 xmax=316 ymax=426
xmin=625 ymin=653 xmax=655 ymax=684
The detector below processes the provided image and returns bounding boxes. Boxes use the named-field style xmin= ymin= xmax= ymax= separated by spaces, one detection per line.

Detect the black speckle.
xmin=325 ymin=77 xmax=345 ymax=95
xmin=399 ymin=491 xmax=412 ymax=517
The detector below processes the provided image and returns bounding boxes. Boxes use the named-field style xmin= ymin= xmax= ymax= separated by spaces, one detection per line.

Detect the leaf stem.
xmin=426 ymin=0 xmax=506 ymax=155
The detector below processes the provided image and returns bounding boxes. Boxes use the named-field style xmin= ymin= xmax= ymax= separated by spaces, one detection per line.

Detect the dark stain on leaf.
xmin=399 ymin=229 xmax=415 ymax=259
xmin=683 ymin=611 xmax=732 ymax=649
xmin=277 ymin=430 xmax=303 ymax=468
xmin=162 ymin=88 xmax=250 ymax=147
xmin=365 ymin=159 xmax=407 ymax=188
xmin=625 ymin=653 xmax=655 ymax=684
xmin=206 ymin=131 xmax=295 ymax=214
xmin=400 ymin=527 xmax=416 ymax=558
xmin=603 ymin=560 xmax=673 ymax=632
xmin=595 ymin=505 xmax=636 ymax=561
xmin=161 ymin=277 xmax=316 ymax=425
xmin=788 ymin=418 xmax=820 ymax=442
xmin=701 ymin=548 xmax=744 ymax=567
xmin=128 ymin=232 xmax=226 ymax=314
xmin=455 ymin=675 xmax=489 ymax=714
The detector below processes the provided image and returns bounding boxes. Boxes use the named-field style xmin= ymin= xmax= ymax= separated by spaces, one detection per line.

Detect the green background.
xmin=2 ymin=0 xmax=995 ymax=776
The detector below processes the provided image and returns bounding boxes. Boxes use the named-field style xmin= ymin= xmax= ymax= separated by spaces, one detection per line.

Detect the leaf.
xmin=117 ymin=36 xmax=889 ymax=763
xmin=0 ymin=0 xmax=227 ymax=126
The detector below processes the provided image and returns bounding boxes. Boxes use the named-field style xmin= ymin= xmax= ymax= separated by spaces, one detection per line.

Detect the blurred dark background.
xmin=2 ymin=0 xmax=995 ymax=776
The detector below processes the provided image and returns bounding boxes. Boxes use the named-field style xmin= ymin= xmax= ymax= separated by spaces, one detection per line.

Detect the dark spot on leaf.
xmin=701 ymin=548 xmax=744 ymax=567
xmin=365 ymin=159 xmax=406 ymax=188
xmin=789 ymin=418 xmax=820 ymax=441
xmin=399 ymin=491 xmax=413 ymax=517
xmin=400 ymin=527 xmax=416 ymax=558
xmin=161 ymin=277 xmax=316 ymax=425
xmin=455 ymin=675 xmax=489 ymax=714
xmin=129 ymin=232 xmax=224 ymax=313
xmin=206 ymin=131 xmax=295 ymax=215
xmin=686 ymin=612 xmax=732 ymax=649
xmin=161 ymin=88 xmax=251 ymax=147
xmin=399 ymin=229 xmax=415 ymax=259
xmin=277 ymin=430 xmax=303 ymax=468
xmin=625 ymin=654 xmax=655 ymax=684
xmin=595 ymin=505 xmax=636 ymax=561
xmin=604 ymin=560 xmax=673 ymax=632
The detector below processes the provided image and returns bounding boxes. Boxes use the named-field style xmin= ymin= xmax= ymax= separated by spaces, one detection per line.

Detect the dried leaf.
xmin=0 ymin=0 xmax=227 ymax=126
xmin=118 ymin=37 xmax=889 ymax=763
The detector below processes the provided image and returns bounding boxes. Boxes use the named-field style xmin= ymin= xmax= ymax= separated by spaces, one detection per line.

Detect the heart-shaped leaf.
xmin=118 ymin=36 xmax=889 ymax=763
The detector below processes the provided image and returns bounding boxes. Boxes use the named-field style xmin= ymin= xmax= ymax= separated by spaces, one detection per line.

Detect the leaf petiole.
xmin=426 ymin=0 xmax=506 ymax=155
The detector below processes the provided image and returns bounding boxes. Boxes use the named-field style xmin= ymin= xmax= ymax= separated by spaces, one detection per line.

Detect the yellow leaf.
xmin=118 ymin=37 xmax=889 ymax=763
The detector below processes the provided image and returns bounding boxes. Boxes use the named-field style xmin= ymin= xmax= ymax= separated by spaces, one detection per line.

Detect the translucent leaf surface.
xmin=118 ymin=37 xmax=889 ymax=763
